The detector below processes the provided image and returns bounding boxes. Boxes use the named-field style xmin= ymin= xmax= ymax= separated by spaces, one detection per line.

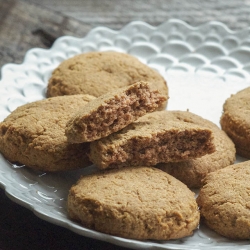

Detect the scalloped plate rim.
xmin=0 ymin=19 xmax=250 ymax=250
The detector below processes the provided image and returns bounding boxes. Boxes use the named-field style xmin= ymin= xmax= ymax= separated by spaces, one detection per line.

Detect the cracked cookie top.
xmin=46 ymin=51 xmax=168 ymax=109
xmin=197 ymin=161 xmax=250 ymax=239
xmin=68 ymin=166 xmax=200 ymax=240
xmin=0 ymin=94 xmax=95 ymax=171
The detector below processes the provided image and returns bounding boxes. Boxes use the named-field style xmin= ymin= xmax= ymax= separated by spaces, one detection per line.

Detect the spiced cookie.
xmin=89 ymin=110 xmax=215 ymax=169
xmin=197 ymin=161 xmax=250 ymax=240
xmin=157 ymin=111 xmax=235 ymax=188
xmin=220 ymin=86 xmax=250 ymax=158
xmin=65 ymin=81 xmax=167 ymax=143
xmin=47 ymin=51 xmax=168 ymax=109
xmin=0 ymin=95 xmax=96 ymax=172
xmin=68 ymin=166 xmax=200 ymax=240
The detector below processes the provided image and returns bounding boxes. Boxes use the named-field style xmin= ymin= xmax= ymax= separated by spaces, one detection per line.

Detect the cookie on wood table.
xmin=197 ymin=161 xmax=250 ymax=240
xmin=46 ymin=51 xmax=168 ymax=110
xmin=157 ymin=111 xmax=236 ymax=188
xmin=0 ymin=95 xmax=96 ymax=172
xmin=89 ymin=110 xmax=215 ymax=169
xmin=65 ymin=81 xmax=167 ymax=143
xmin=67 ymin=166 xmax=200 ymax=240
xmin=220 ymin=86 xmax=250 ymax=159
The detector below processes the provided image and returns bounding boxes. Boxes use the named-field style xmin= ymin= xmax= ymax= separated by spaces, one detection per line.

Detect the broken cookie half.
xmin=65 ymin=81 xmax=167 ymax=143
xmin=89 ymin=110 xmax=216 ymax=169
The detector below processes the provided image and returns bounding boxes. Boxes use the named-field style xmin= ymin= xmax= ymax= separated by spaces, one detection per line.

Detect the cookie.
xmin=67 ymin=166 xmax=200 ymax=240
xmin=65 ymin=81 xmax=167 ymax=143
xmin=46 ymin=51 xmax=168 ymax=109
xmin=89 ymin=110 xmax=215 ymax=169
xmin=220 ymin=86 xmax=250 ymax=158
xmin=197 ymin=161 xmax=250 ymax=239
xmin=157 ymin=111 xmax=235 ymax=188
xmin=0 ymin=95 xmax=96 ymax=172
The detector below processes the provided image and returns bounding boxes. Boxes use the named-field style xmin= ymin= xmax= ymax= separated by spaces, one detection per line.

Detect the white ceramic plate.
xmin=0 ymin=19 xmax=250 ymax=249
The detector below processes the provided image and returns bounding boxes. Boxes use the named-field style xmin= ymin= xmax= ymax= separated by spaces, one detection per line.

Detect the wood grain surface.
xmin=0 ymin=0 xmax=93 ymax=69
xmin=23 ymin=0 xmax=250 ymax=31
xmin=1 ymin=0 xmax=250 ymax=69
xmin=0 ymin=0 xmax=249 ymax=249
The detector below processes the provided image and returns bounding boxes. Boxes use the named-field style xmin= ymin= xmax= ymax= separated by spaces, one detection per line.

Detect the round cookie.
xmin=156 ymin=111 xmax=236 ymax=188
xmin=67 ymin=166 xmax=200 ymax=240
xmin=220 ymin=86 xmax=250 ymax=159
xmin=47 ymin=51 xmax=168 ymax=109
xmin=197 ymin=161 xmax=250 ymax=240
xmin=0 ymin=95 xmax=96 ymax=172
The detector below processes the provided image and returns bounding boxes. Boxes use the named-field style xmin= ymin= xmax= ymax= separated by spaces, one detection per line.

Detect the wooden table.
xmin=0 ymin=0 xmax=250 ymax=249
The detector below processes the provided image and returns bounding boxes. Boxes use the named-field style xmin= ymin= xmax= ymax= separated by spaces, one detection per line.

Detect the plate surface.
xmin=0 ymin=19 xmax=250 ymax=249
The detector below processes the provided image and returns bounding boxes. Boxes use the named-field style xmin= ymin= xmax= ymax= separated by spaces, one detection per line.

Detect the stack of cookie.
xmin=0 ymin=51 xmax=246 ymax=241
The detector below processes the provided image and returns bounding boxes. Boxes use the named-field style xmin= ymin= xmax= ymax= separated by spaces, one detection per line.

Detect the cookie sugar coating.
xmin=65 ymin=81 xmax=167 ymax=143
xmin=47 ymin=51 xmax=168 ymax=109
xmin=0 ymin=95 xmax=95 ymax=172
xmin=157 ymin=111 xmax=236 ymax=188
xmin=220 ymin=86 xmax=250 ymax=158
xmin=197 ymin=161 xmax=250 ymax=239
xmin=89 ymin=110 xmax=215 ymax=169
xmin=68 ymin=166 xmax=200 ymax=240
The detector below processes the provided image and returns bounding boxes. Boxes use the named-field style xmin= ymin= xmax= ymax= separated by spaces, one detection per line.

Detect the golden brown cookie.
xmin=65 ymin=81 xmax=167 ymax=143
xmin=0 ymin=95 xmax=96 ymax=172
xmin=197 ymin=161 xmax=250 ymax=240
xmin=89 ymin=110 xmax=215 ymax=169
xmin=220 ymin=86 xmax=250 ymax=158
xmin=47 ymin=51 xmax=168 ymax=109
xmin=157 ymin=111 xmax=236 ymax=188
xmin=67 ymin=166 xmax=200 ymax=240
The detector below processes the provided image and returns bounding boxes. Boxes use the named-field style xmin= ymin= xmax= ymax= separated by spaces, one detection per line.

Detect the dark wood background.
xmin=0 ymin=0 xmax=250 ymax=249
xmin=2 ymin=0 xmax=250 ymax=70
